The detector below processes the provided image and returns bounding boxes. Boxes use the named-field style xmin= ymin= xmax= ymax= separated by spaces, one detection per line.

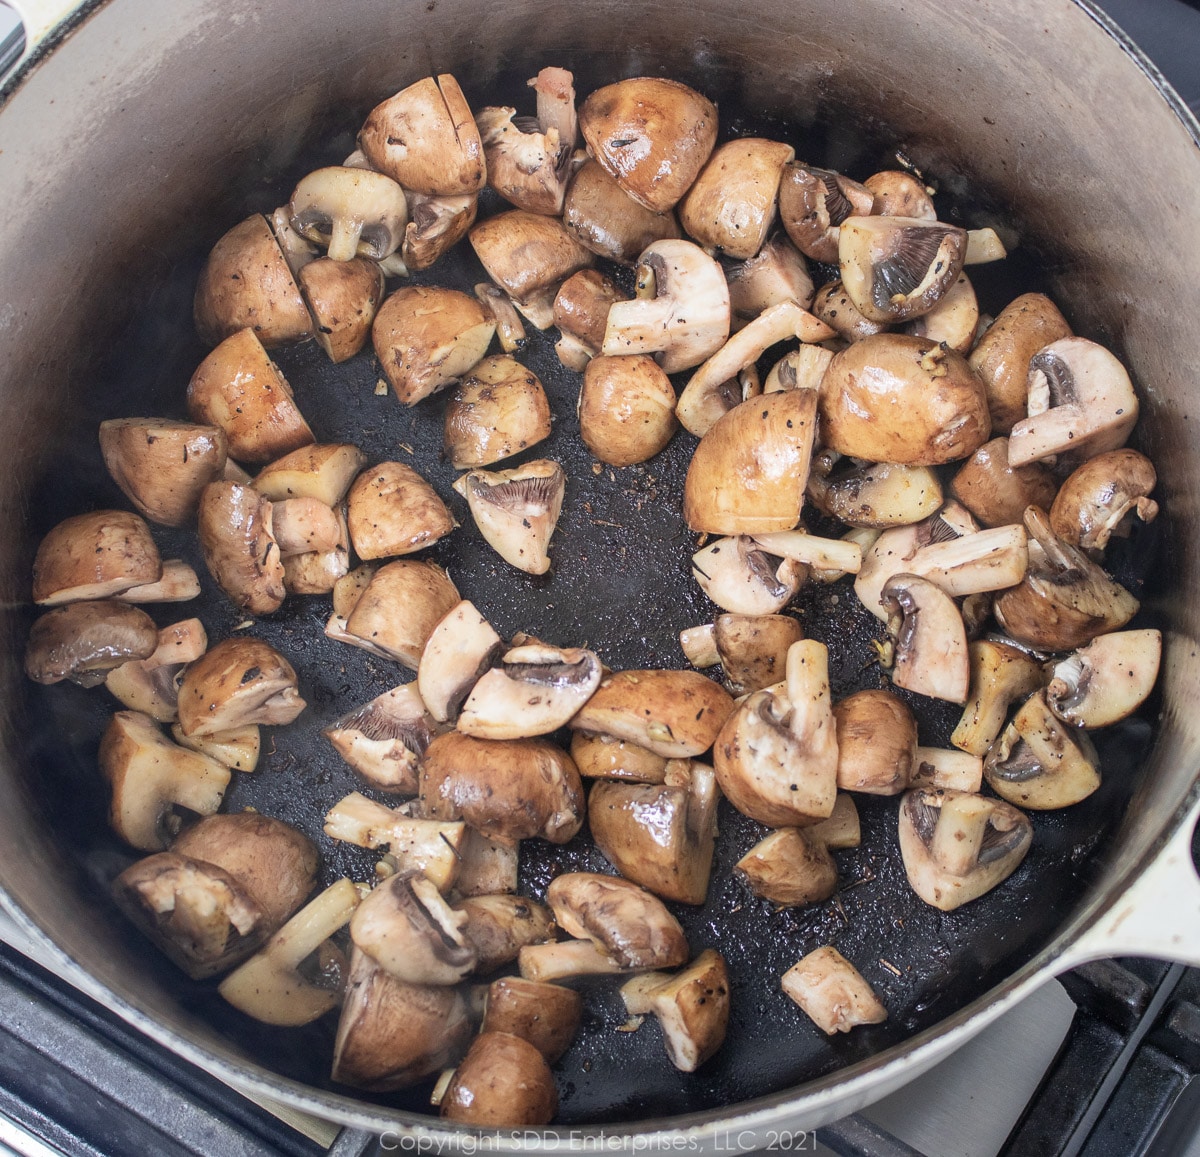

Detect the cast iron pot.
xmin=2 ymin=0 xmax=1200 ymax=1147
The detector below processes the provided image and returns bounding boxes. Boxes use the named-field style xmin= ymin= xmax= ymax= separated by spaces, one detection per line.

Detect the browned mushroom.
xmin=578 ymin=354 xmax=678 ymax=467
xmin=950 ymin=436 xmax=1060 ymax=528
xmin=810 ymin=280 xmax=889 ymax=343
xmin=176 ymin=636 xmax=305 ymax=737
xmin=288 ymin=168 xmax=408 ymax=262
xmin=778 ymin=162 xmax=875 ymax=264
xmin=951 ymin=639 xmax=1045 ymax=756
xmin=711 ymin=612 xmax=805 ymax=695
xmin=440 ymin=1032 xmax=557 ymax=1126
xmin=734 ymin=828 xmax=838 ymax=907
xmin=455 ymin=895 xmax=557 ymax=974
xmin=453 ymin=459 xmax=565 ymax=575
xmin=551 ymin=269 xmax=627 ymax=369
xmin=1048 ymin=449 xmax=1158 ymax=555
xmin=480 ymin=976 xmax=581 ymax=1062
xmin=25 ymin=601 xmax=158 ymax=686
xmin=470 ymin=210 xmax=594 ymax=315
xmin=403 ymin=192 xmax=479 ymax=271
xmin=726 ymin=234 xmax=815 ymax=330
xmin=104 ymin=617 xmax=207 ymax=721
xmin=562 ymin=158 xmax=681 ymax=264
xmin=833 ymin=689 xmax=917 ymax=795
xmin=782 ymin=946 xmax=888 ymax=1033
xmin=569 ymin=731 xmax=669 ymax=783
xmin=691 ymin=535 xmax=806 ymax=615
xmin=32 ymin=510 xmax=162 ymax=606
xmin=443 ymin=355 xmax=552 ymax=468
xmin=865 ymin=170 xmax=936 ymax=219
xmin=296 ymin=256 xmax=385 ymax=362
xmin=806 ymin=454 xmax=943 ymax=529
xmin=345 ymin=461 xmax=455 ymax=559
xmin=252 ymin=442 xmax=366 ymax=506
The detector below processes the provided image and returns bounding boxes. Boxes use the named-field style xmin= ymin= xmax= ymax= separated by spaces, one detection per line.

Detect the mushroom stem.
xmin=964 ymin=228 xmax=1008 ymax=264
xmin=518 ymin=938 xmax=624 ymax=982
xmin=271 ymin=878 xmax=361 ymax=972
xmin=679 ymin=624 xmax=720 ymax=668
xmin=928 ymin=793 xmax=994 ymax=877
xmin=751 ymin=531 xmax=863 ymax=574
xmin=327 ymin=218 xmax=366 ymax=262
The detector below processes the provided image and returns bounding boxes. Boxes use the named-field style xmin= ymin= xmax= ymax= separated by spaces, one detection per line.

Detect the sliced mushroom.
xmin=480 ymin=976 xmax=581 ymax=1063
xmin=949 ymin=436 xmax=1060 ymax=528
xmin=469 ymin=210 xmax=594 ymax=305
xmin=359 ymin=74 xmax=485 ymax=196
xmin=518 ymin=937 xmax=627 ymax=982
xmin=325 ymin=683 xmax=443 ymax=794
xmin=219 ymin=879 xmax=359 ymax=1025
xmin=402 ymin=191 xmax=479 ymax=270
xmin=440 ymin=1032 xmax=557 ymax=1127
xmin=806 ymin=454 xmax=943 ymax=529
xmin=1048 ymin=449 xmax=1158 ymax=555
xmin=734 ymin=828 xmax=838 ymax=907
xmin=578 ymin=354 xmax=678 ymax=467
xmin=32 ymin=510 xmax=162 ymax=606
xmin=833 ymin=689 xmax=916 ymax=795
xmin=806 ymin=792 xmax=862 ymax=849
xmin=1045 ymin=629 xmax=1161 ymax=729
xmin=692 ymin=535 xmax=806 ymax=616
xmin=171 ymin=724 xmax=261 ymax=772
xmin=589 ymin=760 xmax=719 ymax=905
xmin=454 ymin=829 xmax=519 ymax=897
xmin=1008 ymin=337 xmax=1139 ymax=467
xmin=993 ymin=507 xmax=1139 ymax=651
xmin=951 ymin=639 xmax=1045 ymax=756
xmin=899 ymin=788 xmax=1033 ymax=909
xmin=712 ymin=640 xmax=838 ymax=826
xmin=289 ymin=167 xmax=408 ymax=261
xmin=99 ymin=711 xmax=231 ymax=851
xmin=839 ymin=216 xmax=967 ymax=323
xmin=345 ymin=461 xmax=455 ymax=559
xmin=193 ymin=214 xmax=312 ymax=348
xmin=196 ymin=481 xmax=285 ymax=615
xmin=782 ymin=946 xmax=887 ymax=1033
xmin=579 ymin=77 xmax=717 ymax=213
xmin=105 ymin=617 xmax=208 ymax=721
xmin=897 ymin=522 xmax=1029 ymax=598
xmin=881 ymin=573 xmax=970 ymax=703
xmin=372 ymin=285 xmax=496 ymax=406
xmin=763 ymin=345 xmax=834 ymax=394
xmin=176 ymin=636 xmax=305 ymax=737
xmin=297 ymin=256 xmax=385 ymax=362
xmin=910 ymin=747 xmax=984 ymax=793
xmin=443 ymin=355 xmax=552 ymax=469
xmin=864 ymin=170 xmax=936 ymax=220
xmin=268 ymin=497 xmax=342 ymax=556
xmin=777 ymin=162 xmax=874 ymax=264
xmin=683 ymin=389 xmax=818 ymax=534
xmin=252 ymin=442 xmax=367 ymax=506
xmin=25 ymin=601 xmax=158 ymax=686
xmin=810 ymin=280 xmax=890 ymax=343
xmin=455 ymin=895 xmax=556 ymax=974
xmin=749 ymin=530 xmax=864 ymax=575
xmin=100 ymin=419 xmax=229 ymax=528
xmin=570 ymin=668 xmax=735 ymax=759
xmin=416 ymin=601 xmax=504 ymax=725
xmin=569 ymin=731 xmax=669 ymax=783
xmin=457 ymin=644 xmax=603 ymax=740
xmin=620 ymin=950 xmax=730 ymax=1071
xmin=713 ymin=613 xmax=805 ymax=695
xmin=420 ymin=731 xmax=585 ymax=845
xmin=551 ymin=268 xmax=627 ymax=369
xmin=984 ymin=689 xmax=1101 ymax=809
xmin=907 ymin=272 xmax=978 ymax=353
xmin=453 ymin=459 xmax=565 ymax=576
xmin=269 ymin=204 xmax=319 ymax=275
xmin=726 ymin=234 xmax=815 ymax=329
xmin=601 ymin=239 xmax=730 ymax=374
xmin=474 ymin=282 xmax=528 ymax=353
xmin=115 ymin=559 xmax=203 ymax=604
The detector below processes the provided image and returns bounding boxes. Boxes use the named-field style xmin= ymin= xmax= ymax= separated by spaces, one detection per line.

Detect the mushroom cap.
xmin=454 ymin=829 xmax=520 ymax=897
xmin=443 ymin=355 xmax=552 ymax=469
xmin=32 ymin=510 xmax=162 ymax=606
xmin=833 ymin=689 xmax=917 ymax=795
xmin=469 ymin=210 xmax=594 ymax=303
xmin=1048 ymin=448 xmax=1157 ymax=555
xmin=578 ymin=354 xmax=678 ymax=467
xmin=713 ymin=612 xmax=805 ymax=696
xmin=810 ymin=280 xmax=889 ymax=343
xmin=455 ymin=894 xmax=557 ymax=975
xmin=1045 ymin=628 xmax=1162 ymax=729
xmin=881 ymin=573 xmax=971 ymax=704
xmin=104 ymin=616 xmax=208 ymax=721
xmin=453 ymin=459 xmax=565 ymax=576
xmin=341 ymin=559 xmax=461 ymax=669
xmin=553 ymin=269 xmax=628 ymax=352
xmin=403 ymin=191 xmax=479 ymax=271
xmin=346 ymin=460 xmax=456 ymax=560
xmin=950 ymin=436 xmax=1060 ymax=529
xmin=563 ymin=158 xmax=681 ymax=264
xmin=864 ymin=170 xmax=937 ymax=220
xmin=806 ymin=456 xmax=944 ymax=530
xmin=727 ymin=234 xmax=816 ymax=328
xmin=26 ymin=600 xmax=158 ymax=686
xmin=569 ymin=731 xmax=669 ymax=783
xmin=734 ymin=828 xmax=838 ymax=907
xmin=778 ymin=162 xmax=874 ymax=264
xmin=440 ymin=1032 xmax=558 ymax=1127
xmin=476 ymin=104 xmax=573 ymax=216
xmin=196 ymin=481 xmax=285 ymax=615
xmin=176 ymin=636 xmax=305 ymax=737
xmin=252 ymin=442 xmax=368 ymax=506
xmin=579 ymin=77 xmax=718 ymax=213
xmin=481 ymin=976 xmax=582 ymax=1063
xmin=289 ymin=167 xmax=408 ymax=262
xmin=691 ymin=535 xmax=806 ymax=617
xmin=297 ymin=256 xmax=386 ymax=362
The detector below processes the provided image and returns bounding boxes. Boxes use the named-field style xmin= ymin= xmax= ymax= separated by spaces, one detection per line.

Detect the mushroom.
xmin=419 ymin=731 xmax=585 ymax=845
xmin=880 ymin=573 xmax=970 ymax=703
xmin=806 ymin=454 xmax=944 ymax=529
xmin=679 ymin=624 xmax=720 ymax=669
xmin=805 ymin=792 xmax=862 ymax=849
xmin=115 ymin=559 xmax=203 ymax=604
xmin=439 ymin=1032 xmax=557 ymax=1127
xmin=296 ymin=256 xmax=385 ymax=362
xmin=99 ymin=711 xmax=231 ymax=851
xmin=289 ymin=167 xmax=408 ymax=262
xmin=1048 ymin=449 xmax=1158 ymax=555
xmin=346 ymin=461 xmax=455 ymax=559
xmin=469 ymin=210 xmax=594 ymax=307
xmin=443 ymin=355 xmax=552 ymax=469
xmin=175 ymin=635 xmax=305 ymax=737
xmin=323 ymin=792 xmax=467 ymax=893
xmin=808 ymin=528 xmax=882 ymax=585
xmin=403 ymin=191 xmax=479 ymax=270
xmin=193 ymin=214 xmax=312 ymax=348
xmin=910 ymin=747 xmax=984 ymax=793
xmin=726 ymin=234 xmax=815 ymax=329
xmin=280 ymin=503 xmax=349 ymax=595
xmin=763 ymin=345 xmax=834 ymax=394
xmin=967 ymin=292 xmax=1072 ymax=434
xmin=372 ymin=285 xmax=496 ymax=406
xmin=455 ymin=895 xmax=557 ymax=974
xmin=819 ymin=333 xmax=990 ymax=466
xmin=170 ymin=723 xmax=261 ymax=772
xmin=679 ymin=138 xmax=796 ymax=260
xmin=457 ymin=644 xmax=603 ymax=740
xmin=570 ymin=668 xmax=735 ymax=759
xmin=358 ymin=74 xmax=485 ymax=195
xmin=949 ymin=436 xmax=1060 ymax=528
xmin=864 ymin=170 xmax=936 ymax=219
xmin=712 ymin=612 xmax=805 ymax=695
xmin=252 ymin=442 xmax=367 ymax=506
xmin=964 ymin=227 xmax=1009 ymax=264
xmin=951 ymin=639 xmax=1045 ymax=756
xmin=1045 ymin=629 xmax=1161 ymax=729
xmin=475 ymin=282 xmax=529 ymax=354
xmin=518 ymin=938 xmax=628 ymax=983
xmin=454 ymin=829 xmax=520 ymax=897
xmin=25 ymin=601 xmax=158 ymax=686
xmin=993 ymin=507 xmax=1139 ymax=651
xmin=838 ymin=216 xmax=968 ymax=323
xmin=104 ymin=617 xmax=208 ymax=721
xmin=898 ymin=788 xmax=1033 ymax=909
xmin=269 ymin=204 xmax=318 ymax=275
xmin=601 ymin=239 xmax=730 ymax=373
xmin=196 ymin=481 xmax=285 ymax=614
xmin=578 ymin=76 xmax=717 ymax=212
xmin=734 ymin=828 xmax=838 ymax=907
xmin=552 ymin=269 xmax=627 ymax=369
xmin=781 ymin=946 xmax=887 ymax=1034
xmin=777 ymin=162 xmax=875 ymax=263
xmin=895 ymin=522 xmax=1029 ymax=599
xmin=350 ymin=870 xmax=476 ymax=985
xmin=619 ymin=950 xmax=730 ymax=1072
xmin=578 ymin=354 xmax=678 ymax=466
xmin=569 ymin=731 xmax=669 ymax=783
xmin=480 ymin=976 xmax=581 ymax=1062
xmin=748 ymin=530 xmax=864 ymax=575
xmin=32 ymin=510 xmax=162 ymax=606
xmin=691 ymin=535 xmax=806 ymax=616
xmin=452 ymin=459 xmax=565 ymax=576
xmin=907 ymin=272 xmax=979 ymax=353
xmin=325 ymin=683 xmax=444 ymax=794
xmin=588 ymin=760 xmax=719 ymax=905
xmin=187 ymin=328 xmax=315 ymax=465
xmin=983 ymin=689 xmax=1101 ymax=809
xmin=99 ymin=419 xmax=229 ymax=527
xmin=833 ymin=689 xmax=917 ymax=795
xmin=219 ymin=878 xmax=360 ymax=1025
xmin=810 ymin=280 xmax=890 ymax=343
xmin=417 ymin=600 xmax=504 ymax=724
xmin=683 ymin=389 xmax=819 ymax=534
xmin=1008 ymin=337 xmax=1139 ymax=467
xmin=712 ymin=640 xmax=839 ymax=826
xmin=562 ymin=158 xmax=681 ymax=264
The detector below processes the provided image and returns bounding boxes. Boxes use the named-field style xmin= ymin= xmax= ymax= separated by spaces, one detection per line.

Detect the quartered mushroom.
xmin=833 ymin=689 xmax=917 ymax=795
xmin=907 ymin=272 xmax=979 ymax=353
xmin=346 ymin=461 xmax=455 ymax=559
xmin=562 ymin=158 xmax=681 ymax=265
xmin=806 ymin=792 xmax=862 ymax=849
xmin=196 ymin=481 xmax=285 ymax=615
xmin=269 ymin=204 xmax=318 ymax=275
xmin=219 ymin=878 xmax=359 ymax=1025
xmin=951 ymin=638 xmax=1045 ymax=756
xmin=894 ymin=522 xmax=1029 ymax=599
xmin=402 ymin=192 xmax=479 ymax=271
xmin=552 ymin=269 xmax=627 ymax=369
xmin=454 ymin=830 xmax=519 ymax=897
xmin=453 ymin=459 xmax=565 ymax=575
xmin=32 ymin=509 xmax=162 ymax=606
xmin=469 ymin=210 xmax=594 ymax=313
xmin=1048 ymin=448 xmax=1158 ymax=555
xmin=440 ymin=1032 xmax=558 ymax=1127
xmin=176 ymin=636 xmax=305 ymax=737
xmin=726 ymin=234 xmax=815 ymax=329
xmin=443 ymin=355 xmax=552 ymax=469
xmin=838 ymin=215 xmax=968 ymax=323
xmin=105 ymin=617 xmax=208 ymax=721
xmin=782 ymin=946 xmax=887 ymax=1034
xmin=898 ymin=788 xmax=1033 ymax=909
xmin=297 ymin=256 xmax=385 ymax=362
xmin=578 ymin=354 xmax=678 ymax=466
xmin=289 ymin=167 xmax=408 ymax=261
xmin=734 ymin=828 xmax=838 ymax=907
xmin=100 ymin=419 xmax=229 ymax=527
xmin=620 ymin=950 xmax=730 ymax=1072
xmin=417 ymin=601 xmax=504 ymax=724
xmin=864 ymin=169 xmax=936 ymax=219
xmin=880 ymin=573 xmax=970 ymax=703
xmin=1008 ymin=337 xmax=1139 ymax=467
xmin=457 ymin=643 xmax=602 ymax=739
xmin=455 ymin=895 xmax=557 ymax=975
xmin=420 ymin=731 xmax=585 ymax=845
xmin=171 ymin=724 xmax=261 ymax=772
xmin=569 ymin=731 xmax=669 ymax=784
xmin=1045 ymin=629 xmax=1162 ymax=729
xmin=253 ymin=442 xmax=366 ymax=506
xmin=713 ymin=640 xmax=839 ymax=826
xmin=778 ymin=162 xmax=874 ymax=264
xmin=269 ymin=497 xmax=342 ymax=556
xmin=325 ymin=683 xmax=444 ymax=794
xmin=589 ymin=760 xmax=720 ymax=905
xmin=950 ymin=436 xmax=1060 ymax=529
xmin=280 ymin=504 xmax=349 ymax=595
xmin=984 ymin=689 xmax=1102 ymax=809
xmin=25 ymin=601 xmax=158 ymax=686
xmin=810 ymin=280 xmax=889 ymax=343
xmin=711 ymin=612 xmax=805 ymax=695
xmin=691 ymin=535 xmax=806 ymax=615
xmin=480 ymin=976 xmax=582 ymax=1063
xmin=910 ymin=746 xmax=984 ymax=793
xmin=806 ymin=454 xmax=944 ymax=529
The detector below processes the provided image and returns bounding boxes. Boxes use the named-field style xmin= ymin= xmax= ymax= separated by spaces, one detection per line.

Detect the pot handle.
xmin=7 ymin=0 xmax=79 ymax=68
xmin=1059 ymin=791 xmax=1200 ymax=969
